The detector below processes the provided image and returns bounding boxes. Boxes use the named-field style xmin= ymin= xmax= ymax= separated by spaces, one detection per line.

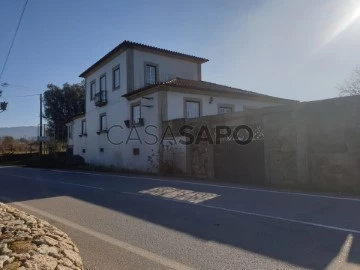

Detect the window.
xmin=145 ymin=64 xmax=157 ymax=85
xmin=112 ymin=66 xmax=120 ymax=90
xmin=68 ymin=125 xmax=72 ymax=139
xmin=100 ymin=74 xmax=106 ymax=91
xmin=131 ymin=103 xmax=141 ymax=124
xmin=218 ymin=105 xmax=234 ymax=114
xmin=185 ymin=100 xmax=201 ymax=118
xmin=133 ymin=148 xmax=140 ymax=155
xmin=100 ymin=114 xmax=107 ymax=132
xmin=90 ymin=80 xmax=96 ymax=100
xmin=81 ymin=120 xmax=86 ymax=135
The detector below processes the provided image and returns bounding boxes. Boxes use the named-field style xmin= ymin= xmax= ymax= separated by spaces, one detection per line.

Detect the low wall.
xmin=162 ymin=95 xmax=360 ymax=192
xmin=0 ymin=203 xmax=83 ymax=270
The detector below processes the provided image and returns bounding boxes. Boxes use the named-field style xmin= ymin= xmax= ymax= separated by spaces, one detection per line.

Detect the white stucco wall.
xmin=71 ymin=48 xmax=202 ymax=171
xmin=71 ymin=91 xmax=161 ymax=172
xmin=132 ymin=50 xmax=199 ymax=90
xmin=166 ymin=91 xmax=280 ymax=120
xmin=85 ymin=51 xmax=127 ymax=115
xmin=67 ymin=116 xmax=85 ymax=154
xmin=69 ymin=46 xmax=285 ymax=173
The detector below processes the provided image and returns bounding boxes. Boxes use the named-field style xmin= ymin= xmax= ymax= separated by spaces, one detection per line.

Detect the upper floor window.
xmin=218 ymin=105 xmax=234 ymax=114
xmin=131 ymin=102 xmax=141 ymax=125
xmin=185 ymin=99 xmax=201 ymax=118
xmin=81 ymin=120 xmax=86 ymax=135
xmin=113 ymin=65 xmax=120 ymax=90
xmin=90 ymin=80 xmax=96 ymax=100
xmin=100 ymin=74 xmax=106 ymax=91
xmin=99 ymin=113 xmax=107 ymax=132
xmin=145 ymin=64 xmax=157 ymax=85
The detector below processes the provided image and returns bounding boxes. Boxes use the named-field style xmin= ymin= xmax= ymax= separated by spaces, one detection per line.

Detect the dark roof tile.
xmin=122 ymin=77 xmax=297 ymax=103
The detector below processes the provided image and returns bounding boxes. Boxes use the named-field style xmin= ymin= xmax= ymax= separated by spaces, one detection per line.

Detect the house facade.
xmin=67 ymin=41 xmax=295 ymax=172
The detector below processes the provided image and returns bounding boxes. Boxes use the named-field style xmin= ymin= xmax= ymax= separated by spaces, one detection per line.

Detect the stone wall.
xmin=0 ymin=203 xmax=83 ymax=270
xmin=163 ymin=95 xmax=360 ymax=192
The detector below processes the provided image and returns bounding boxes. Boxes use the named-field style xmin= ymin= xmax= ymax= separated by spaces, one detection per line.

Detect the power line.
xmin=0 ymin=82 xmax=41 ymax=91
xmin=0 ymin=0 xmax=29 ymax=82
xmin=3 ymin=93 xmax=40 ymax=98
xmin=0 ymin=82 xmax=43 ymax=95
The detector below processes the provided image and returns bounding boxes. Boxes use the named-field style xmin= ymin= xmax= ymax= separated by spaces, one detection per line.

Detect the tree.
xmin=0 ymin=90 xmax=8 ymax=113
xmin=43 ymin=82 xmax=85 ymax=141
xmin=0 ymin=136 xmax=15 ymax=153
xmin=337 ymin=66 xmax=360 ymax=96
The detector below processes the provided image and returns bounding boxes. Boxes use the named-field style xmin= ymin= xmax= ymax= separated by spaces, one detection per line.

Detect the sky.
xmin=0 ymin=0 xmax=360 ymax=127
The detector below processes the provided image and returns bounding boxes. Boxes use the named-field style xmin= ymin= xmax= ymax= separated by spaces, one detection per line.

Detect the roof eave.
xmin=122 ymin=83 xmax=298 ymax=104
xmin=79 ymin=41 xmax=208 ymax=78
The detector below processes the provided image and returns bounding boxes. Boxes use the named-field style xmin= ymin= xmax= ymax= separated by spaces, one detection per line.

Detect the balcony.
xmin=94 ymin=90 xmax=107 ymax=107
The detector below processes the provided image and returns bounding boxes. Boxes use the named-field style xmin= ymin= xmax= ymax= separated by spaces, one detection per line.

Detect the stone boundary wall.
xmin=162 ymin=95 xmax=360 ymax=192
xmin=0 ymin=203 xmax=83 ymax=270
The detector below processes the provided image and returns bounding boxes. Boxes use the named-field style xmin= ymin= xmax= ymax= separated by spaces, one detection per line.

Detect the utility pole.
xmin=39 ymin=94 xmax=43 ymax=155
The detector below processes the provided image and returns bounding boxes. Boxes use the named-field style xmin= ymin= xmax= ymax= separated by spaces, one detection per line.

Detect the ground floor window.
xmin=131 ymin=102 xmax=141 ymax=125
xmin=100 ymin=114 xmax=107 ymax=132
xmin=81 ymin=119 xmax=86 ymax=134
xmin=218 ymin=105 xmax=234 ymax=114
xmin=185 ymin=99 xmax=201 ymax=118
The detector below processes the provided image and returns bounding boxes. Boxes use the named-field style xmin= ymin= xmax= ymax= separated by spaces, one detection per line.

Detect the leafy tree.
xmin=43 ymin=82 xmax=85 ymax=141
xmin=337 ymin=66 xmax=360 ymax=96
xmin=0 ymin=90 xmax=8 ymax=113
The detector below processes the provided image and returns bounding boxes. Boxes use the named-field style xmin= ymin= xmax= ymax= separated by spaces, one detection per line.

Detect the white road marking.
xmin=198 ymin=204 xmax=360 ymax=235
xmin=0 ymin=196 xmax=193 ymax=270
xmin=0 ymin=171 xmax=104 ymax=191
xmin=52 ymin=180 xmax=104 ymax=191
xmin=47 ymin=168 xmax=360 ymax=203
xmin=129 ymin=191 xmax=360 ymax=235
xmin=0 ymin=173 xmax=32 ymax=179
xmin=0 ymin=166 xmax=20 ymax=169
xmin=3 ymin=167 xmax=360 ymax=234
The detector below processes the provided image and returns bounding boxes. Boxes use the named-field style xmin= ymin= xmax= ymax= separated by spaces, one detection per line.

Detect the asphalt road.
xmin=1 ymin=166 xmax=360 ymax=270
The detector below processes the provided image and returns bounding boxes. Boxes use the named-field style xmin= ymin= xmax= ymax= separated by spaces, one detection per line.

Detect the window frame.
xmin=144 ymin=62 xmax=159 ymax=86
xmin=218 ymin=104 xmax=234 ymax=114
xmin=99 ymin=113 xmax=107 ymax=132
xmin=184 ymin=98 xmax=202 ymax=119
xmin=131 ymin=102 xmax=141 ymax=125
xmin=100 ymin=74 xmax=107 ymax=92
xmin=90 ymin=80 xmax=96 ymax=101
xmin=81 ymin=119 xmax=86 ymax=135
xmin=112 ymin=65 xmax=120 ymax=90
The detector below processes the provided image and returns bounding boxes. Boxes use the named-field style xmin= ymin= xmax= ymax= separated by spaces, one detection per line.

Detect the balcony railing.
xmin=94 ymin=90 xmax=107 ymax=107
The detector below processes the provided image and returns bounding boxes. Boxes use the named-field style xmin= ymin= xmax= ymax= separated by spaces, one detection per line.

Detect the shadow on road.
xmin=1 ymin=168 xmax=360 ymax=269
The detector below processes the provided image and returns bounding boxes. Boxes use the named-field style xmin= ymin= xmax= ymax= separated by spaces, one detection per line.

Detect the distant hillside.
xmin=0 ymin=126 xmax=38 ymax=139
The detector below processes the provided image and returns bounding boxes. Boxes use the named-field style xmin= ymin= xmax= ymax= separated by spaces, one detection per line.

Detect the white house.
xmin=67 ymin=41 xmax=295 ymax=172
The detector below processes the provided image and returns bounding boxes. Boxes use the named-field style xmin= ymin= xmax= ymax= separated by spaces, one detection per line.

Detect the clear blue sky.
xmin=1 ymin=0 xmax=360 ymax=127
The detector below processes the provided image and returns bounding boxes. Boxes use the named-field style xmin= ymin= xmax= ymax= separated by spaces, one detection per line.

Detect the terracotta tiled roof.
xmin=122 ymin=77 xmax=297 ymax=103
xmin=79 ymin=41 xmax=208 ymax=78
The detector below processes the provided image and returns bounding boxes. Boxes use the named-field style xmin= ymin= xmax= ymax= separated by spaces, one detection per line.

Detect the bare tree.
xmin=337 ymin=66 xmax=360 ymax=96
